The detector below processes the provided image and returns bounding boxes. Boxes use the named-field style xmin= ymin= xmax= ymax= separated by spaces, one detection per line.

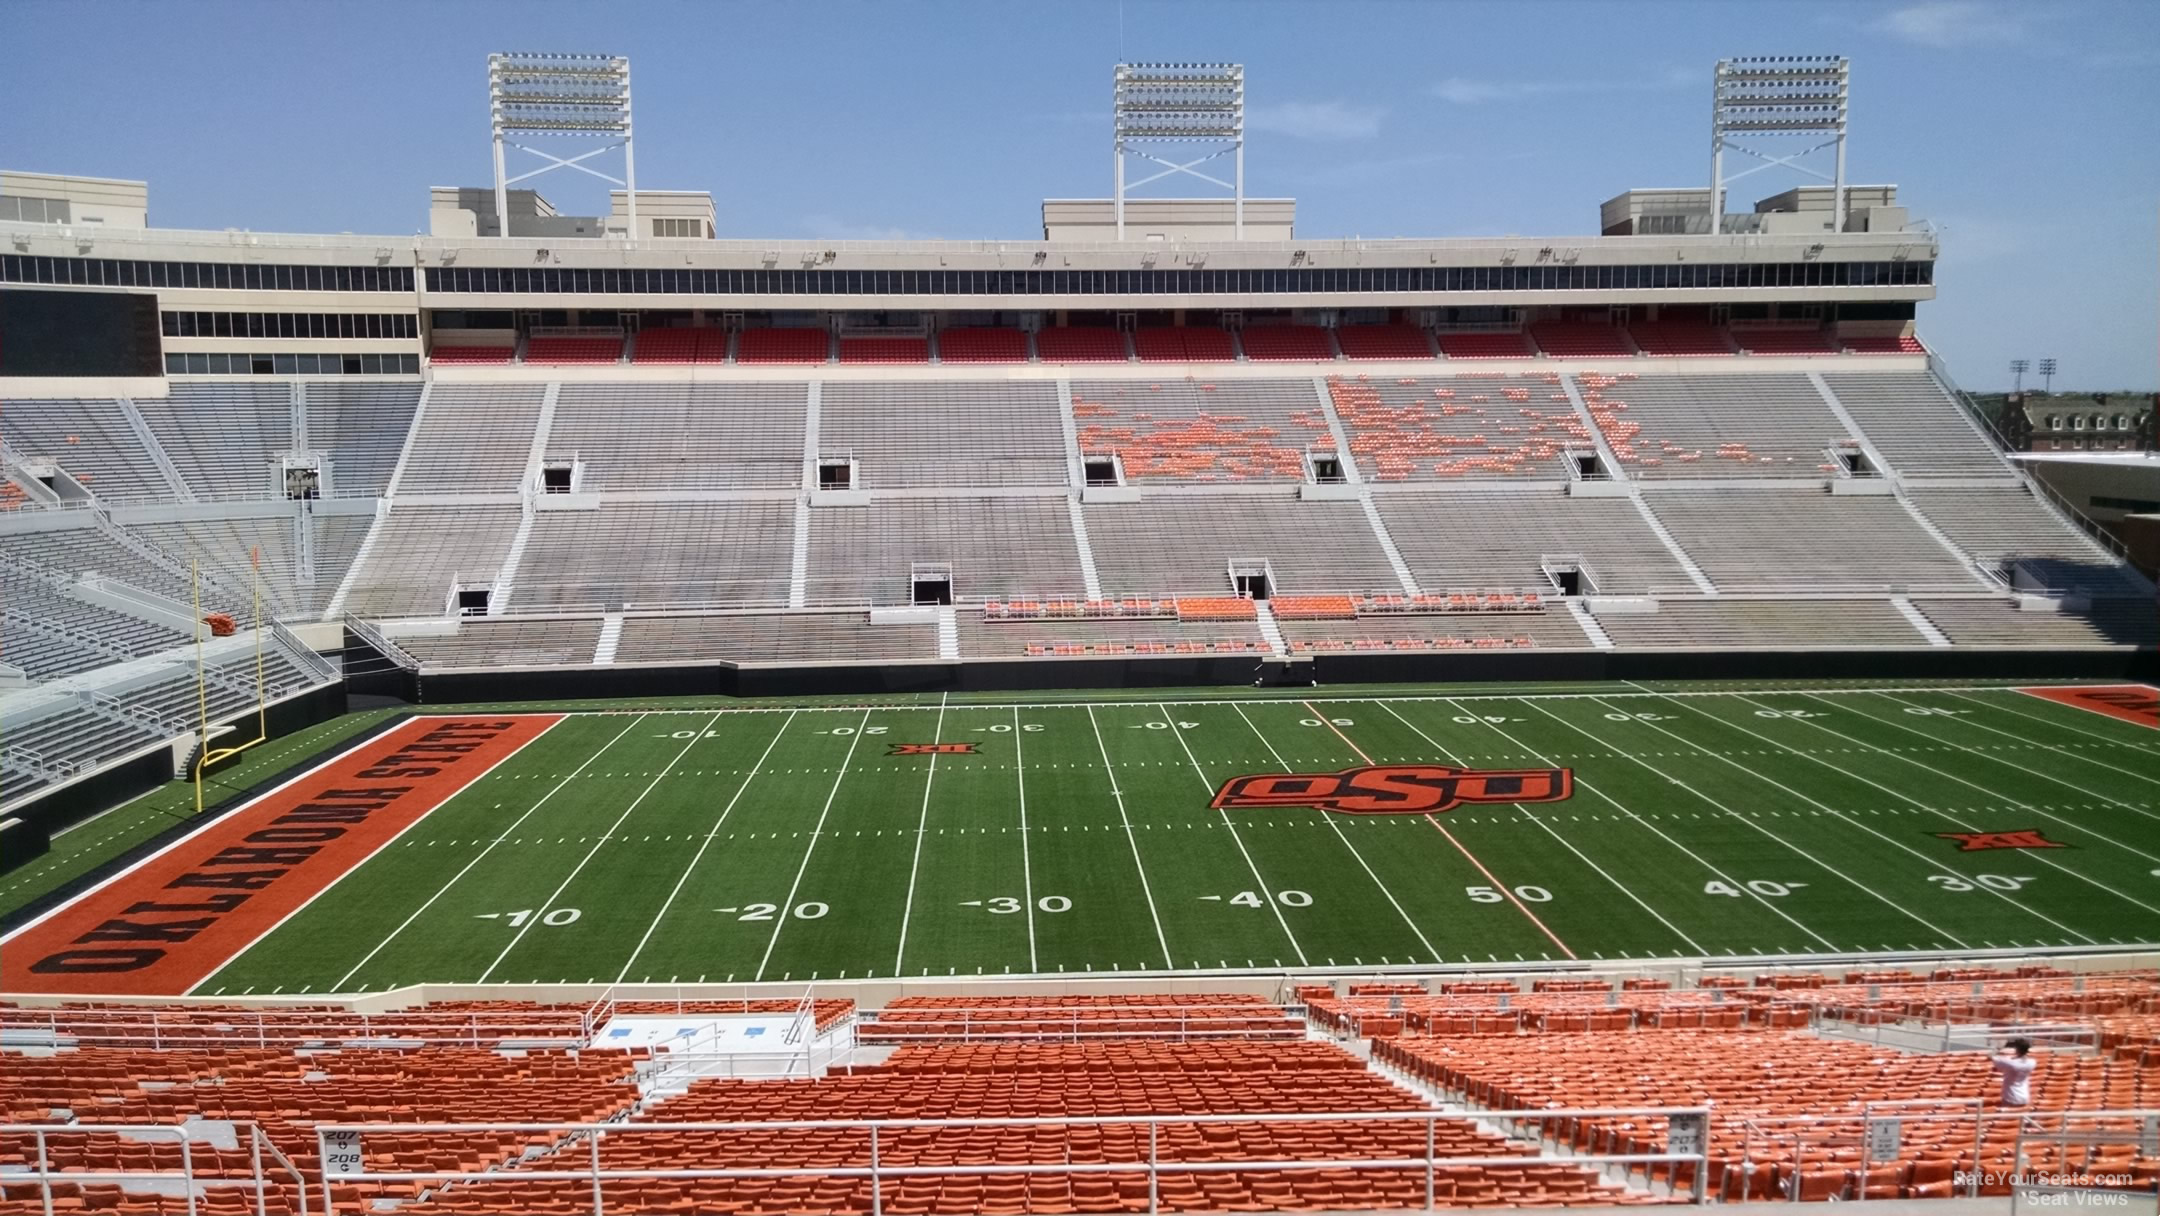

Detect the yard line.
xmin=1013 ymin=706 xmax=1038 ymax=973
xmin=1085 ymin=706 xmax=1173 ymax=970
xmin=1583 ymin=696 xmax=1970 ymax=947
xmin=756 ymin=709 xmax=872 ymax=981
xmin=1377 ymin=699 xmax=1705 ymax=955
xmin=1457 ymin=698 xmax=1839 ymax=952
xmin=1730 ymin=693 xmax=2160 ymax=917
xmin=1157 ymin=702 xmax=1308 ymax=966
xmin=1638 ymin=692 xmax=2094 ymax=944
xmin=891 ymin=695 xmax=951 ymax=977
xmin=1425 ymin=816 xmax=1578 ymax=960
xmin=325 ymin=715 xmax=636 ymax=994
xmin=612 ymin=711 xmax=800 ymax=984
xmin=1798 ymin=692 xmax=2160 ymax=861
xmin=1883 ymin=690 xmax=2160 ymax=799
xmin=476 ymin=711 xmax=723 ymax=983
xmin=1226 ymin=702 xmax=1440 ymax=962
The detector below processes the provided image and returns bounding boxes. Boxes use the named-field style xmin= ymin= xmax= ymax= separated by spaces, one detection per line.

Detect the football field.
xmin=12 ymin=681 xmax=2160 ymax=996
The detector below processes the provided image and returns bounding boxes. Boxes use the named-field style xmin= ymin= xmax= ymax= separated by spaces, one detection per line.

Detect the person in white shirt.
xmin=1991 ymin=1038 xmax=2036 ymax=1107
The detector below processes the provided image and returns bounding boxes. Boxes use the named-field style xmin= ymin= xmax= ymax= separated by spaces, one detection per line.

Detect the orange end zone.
xmin=2 ymin=715 xmax=560 ymax=995
xmin=2017 ymin=684 xmax=2160 ymax=730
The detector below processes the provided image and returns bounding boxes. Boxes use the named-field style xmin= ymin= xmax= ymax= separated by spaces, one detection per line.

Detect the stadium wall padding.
xmin=394 ymin=647 xmax=2153 ymax=705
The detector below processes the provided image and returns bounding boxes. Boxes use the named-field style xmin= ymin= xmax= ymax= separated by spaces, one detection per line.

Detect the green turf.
xmin=152 ymin=682 xmax=2160 ymax=995
xmin=0 ymin=708 xmax=400 ymax=918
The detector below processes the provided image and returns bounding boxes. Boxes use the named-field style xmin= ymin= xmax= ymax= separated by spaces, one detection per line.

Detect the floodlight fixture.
xmin=489 ymin=51 xmax=636 ymax=239
xmin=2039 ymin=358 xmax=2058 ymax=394
xmin=1710 ymin=56 xmax=1849 ymax=236
xmin=2010 ymin=358 xmax=2030 ymax=392
xmin=1112 ymin=62 xmax=1244 ymax=239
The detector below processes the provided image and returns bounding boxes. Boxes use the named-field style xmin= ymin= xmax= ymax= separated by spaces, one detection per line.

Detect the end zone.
xmin=2017 ymin=684 xmax=2160 ymax=730
xmin=1 ymin=715 xmax=560 ymax=995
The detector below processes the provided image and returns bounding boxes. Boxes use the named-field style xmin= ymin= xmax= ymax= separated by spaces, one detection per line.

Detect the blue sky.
xmin=6 ymin=0 xmax=2155 ymax=389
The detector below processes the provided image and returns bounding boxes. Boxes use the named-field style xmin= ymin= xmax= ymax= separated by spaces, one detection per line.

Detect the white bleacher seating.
xmin=805 ymin=497 xmax=1084 ymax=604
xmin=304 ymin=383 xmax=421 ymax=497
xmin=1591 ymin=598 xmax=1930 ymax=649
xmin=135 ymin=383 xmax=292 ymax=498
xmin=820 ymin=382 xmax=1068 ymax=488
xmin=1278 ymin=611 xmax=1591 ymax=650
xmin=338 ymin=504 xmax=522 ymax=617
xmin=512 ymin=502 xmax=797 ymax=611
xmin=1329 ymin=373 xmax=1584 ymax=481
xmin=1372 ymin=491 xmax=1695 ymax=594
xmin=308 ymin=515 xmax=374 ymax=617
xmin=549 ymin=383 xmax=808 ymax=491
xmin=1820 ymin=372 xmax=2013 ymax=477
xmin=0 ymin=398 xmax=168 ymax=500
xmin=615 ymin=612 xmax=938 ymax=665
xmin=1071 ymin=379 xmax=1331 ymax=484
xmin=1912 ymin=598 xmax=2158 ymax=648
xmin=396 ymin=617 xmax=604 ymax=667
xmin=125 ymin=515 xmax=303 ymax=616
xmin=1575 ymin=373 xmax=1852 ymax=478
xmin=959 ymin=614 xmax=1270 ymax=658
xmin=1904 ymin=485 xmax=2148 ymax=595
xmin=393 ymin=384 xmax=545 ymax=494
xmin=1641 ymin=489 xmax=1983 ymax=592
xmin=1084 ymin=495 xmax=1399 ymax=596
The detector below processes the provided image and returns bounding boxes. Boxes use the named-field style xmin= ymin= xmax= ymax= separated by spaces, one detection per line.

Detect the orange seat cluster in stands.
xmin=1286 ymin=637 xmax=1535 ymax=653
xmin=1266 ymin=595 xmax=1358 ymax=619
xmin=1327 ymin=374 xmax=1588 ymax=480
xmin=1173 ymin=597 xmax=1260 ymax=621
xmin=523 ymin=335 xmax=623 ymax=364
xmin=1072 ymin=387 xmax=1331 ymax=483
xmin=859 ymin=995 xmax=1302 ymax=1041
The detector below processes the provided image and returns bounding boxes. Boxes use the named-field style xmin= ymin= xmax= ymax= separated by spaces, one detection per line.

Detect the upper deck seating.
xmin=820 ymin=381 xmax=1068 ymax=488
xmin=937 ymin=326 xmax=1030 ymax=364
xmin=523 ymin=335 xmax=623 ymax=364
xmin=0 ymin=398 xmax=168 ymax=501
xmin=1084 ymin=495 xmax=1401 ymax=596
xmin=427 ymin=343 xmax=514 ymax=364
xmin=1328 ymin=373 xmax=1587 ymax=481
xmin=1237 ymin=324 xmax=1335 ymax=362
xmin=304 ymin=382 xmax=421 ymax=497
xmin=1627 ymin=322 xmax=1733 ymax=356
xmin=1642 ymin=489 xmax=1984 ymax=592
xmin=805 ymin=496 xmax=1086 ymax=604
xmin=1334 ymin=323 xmax=1435 ymax=361
xmin=1819 ymin=372 xmax=2012 ymax=478
xmin=629 ymin=327 xmax=728 ymax=364
xmin=1435 ymin=331 xmax=1534 ymax=359
xmin=135 ymin=382 xmax=293 ymax=499
xmin=1072 ymin=379 xmax=1331 ymax=484
xmin=511 ymin=501 xmax=798 ymax=611
xmin=1035 ymin=326 xmax=1131 ymax=363
xmin=1574 ymin=373 xmax=1852 ymax=478
xmin=391 ymin=384 xmax=545 ymax=495
xmin=838 ymin=335 xmax=931 ymax=364
xmin=1734 ymin=326 xmax=1838 ymax=355
xmin=1372 ymin=491 xmax=1695 ymax=594
xmin=1527 ymin=322 xmax=1634 ymax=358
xmin=735 ymin=327 xmax=830 ymax=365
xmin=1132 ymin=325 xmax=1237 ymax=363
xmin=549 ymin=382 xmax=808 ymax=491
xmin=1845 ymin=334 xmax=1927 ymax=354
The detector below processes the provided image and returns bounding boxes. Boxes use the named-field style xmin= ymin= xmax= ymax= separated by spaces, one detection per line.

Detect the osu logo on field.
xmin=889 ymin=743 xmax=977 ymax=756
xmin=1935 ymin=828 xmax=2065 ymax=852
xmin=1210 ymin=764 xmax=1572 ymax=817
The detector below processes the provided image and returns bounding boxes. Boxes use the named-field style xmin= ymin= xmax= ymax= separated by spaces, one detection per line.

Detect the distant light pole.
xmin=2010 ymin=359 xmax=2030 ymax=393
xmin=2039 ymin=358 xmax=2058 ymax=395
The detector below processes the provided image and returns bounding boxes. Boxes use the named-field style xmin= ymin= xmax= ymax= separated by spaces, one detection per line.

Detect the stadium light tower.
xmin=1710 ymin=56 xmax=1849 ymax=236
xmin=2010 ymin=359 xmax=2030 ymax=392
xmin=2039 ymin=358 xmax=2059 ymax=394
xmin=489 ymin=52 xmax=635 ymax=239
xmin=1113 ymin=63 xmax=1244 ymax=239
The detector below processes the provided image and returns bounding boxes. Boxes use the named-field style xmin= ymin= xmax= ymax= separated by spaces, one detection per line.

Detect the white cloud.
xmin=1246 ymin=100 xmax=1386 ymax=141
xmin=1871 ymin=1 xmax=2025 ymax=47
xmin=1432 ymin=66 xmax=1694 ymax=105
xmin=800 ymin=215 xmax=942 ymax=241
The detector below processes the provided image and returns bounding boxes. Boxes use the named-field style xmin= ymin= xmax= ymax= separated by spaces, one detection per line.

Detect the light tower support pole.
xmin=488 ymin=51 xmax=636 ymax=240
xmin=1111 ymin=62 xmax=1245 ymax=241
xmin=1710 ymin=56 xmax=1849 ymax=237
